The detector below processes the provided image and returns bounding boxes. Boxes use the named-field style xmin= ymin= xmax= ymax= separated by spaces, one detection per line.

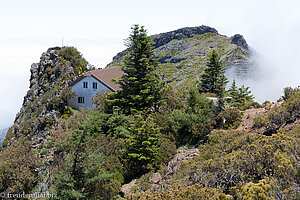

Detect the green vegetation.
xmin=240 ymin=179 xmax=272 ymax=200
xmin=200 ymin=50 xmax=228 ymax=95
xmin=127 ymin=184 xmax=231 ymax=199
xmin=282 ymin=86 xmax=299 ymax=101
xmin=122 ymin=115 xmax=161 ymax=178
xmin=49 ymin=109 xmax=176 ymax=198
xmin=0 ymin=46 xmax=89 ymax=193
xmin=228 ymin=80 xmax=255 ymax=110
xmin=164 ymin=86 xmax=214 ymax=146
xmin=253 ymin=88 xmax=300 ymax=134
xmin=1 ymin=25 xmax=300 ymax=200
xmin=107 ymin=25 xmax=163 ymax=115
xmin=216 ymin=107 xmax=242 ymax=129
xmin=129 ymin=128 xmax=300 ymax=199
xmin=110 ymin=28 xmax=251 ymax=86
xmin=52 ymin=111 xmax=125 ymax=199
xmin=200 ymin=50 xmax=228 ymax=112
xmin=0 ymin=138 xmax=39 ymax=193
xmin=58 ymin=46 xmax=89 ymax=76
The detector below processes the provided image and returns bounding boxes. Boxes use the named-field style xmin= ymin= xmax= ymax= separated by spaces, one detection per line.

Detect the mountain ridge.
xmin=108 ymin=25 xmax=254 ymax=86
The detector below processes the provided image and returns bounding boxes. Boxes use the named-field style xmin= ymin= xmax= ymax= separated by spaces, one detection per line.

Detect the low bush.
xmin=253 ymin=115 xmax=270 ymax=128
xmin=217 ymin=107 xmax=242 ymax=129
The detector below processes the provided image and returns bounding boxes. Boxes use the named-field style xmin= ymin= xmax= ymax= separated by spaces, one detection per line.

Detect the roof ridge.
xmin=70 ymin=66 xmax=124 ymax=91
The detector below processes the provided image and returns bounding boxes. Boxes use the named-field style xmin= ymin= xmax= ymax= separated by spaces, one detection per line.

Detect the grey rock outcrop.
xmin=10 ymin=47 xmax=79 ymax=147
xmin=231 ymin=34 xmax=249 ymax=50
xmin=151 ymin=25 xmax=218 ymax=48
xmin=5 ymin=47 xmax=83 ymax=193
xmin=112 ymin=25 xmax=218 ymax=62
xmin=109 ymin=25 xmax=255 ymax=86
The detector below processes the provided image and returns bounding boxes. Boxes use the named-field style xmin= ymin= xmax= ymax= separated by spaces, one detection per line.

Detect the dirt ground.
xmin=236 ymin=102 xmax=282 ymax=133
xmin=120 ymin=147 xmax=200 ymax=197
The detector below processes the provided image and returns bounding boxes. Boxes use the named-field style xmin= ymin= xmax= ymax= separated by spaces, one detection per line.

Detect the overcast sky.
xmin=0 ymin=0 xmax=300 ymax=127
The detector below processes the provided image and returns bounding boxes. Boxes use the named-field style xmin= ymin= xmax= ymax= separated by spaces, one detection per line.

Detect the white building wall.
xmin=68 ymin=76 xmax=112 ymax=110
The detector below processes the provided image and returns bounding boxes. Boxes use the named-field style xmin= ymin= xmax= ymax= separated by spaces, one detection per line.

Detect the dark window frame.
xmin=93 ymin=82 xmax=98 ymax=89
xmin=78 ymin=97 xmax=85 ymax=104
xmin=83 ymin=82 xmax=88 ymax=88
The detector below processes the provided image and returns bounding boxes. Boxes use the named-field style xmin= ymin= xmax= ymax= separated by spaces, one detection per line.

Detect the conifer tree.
xmin=53 ymin=112 xmax=119 ymax=199
xmin=108 ymin=25 xmax=162 ymax=115
xmin=123 ymin=115 xmax=160 ymax=178
xmin=239 ymin=85 xmax=254 ymax=102
xmin=228 ymin=80 xmax=238 ymax=95
xmin=200 ymin=50 xmax=228 ymax=95
xmin=228 ymin=80 xmax=254 ymax=108
xmin=228 ymin=79 xmax=240 ymax=107
xmin=200 ymin=50 xmax=228 ymax=112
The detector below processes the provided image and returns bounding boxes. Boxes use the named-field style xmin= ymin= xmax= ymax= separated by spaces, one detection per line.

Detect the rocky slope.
xmin=4 ymin=47 xmax=76 ymax=146
xmin=109 ymin=25 xmax=254 ymax=86
xmin=0 ymin=46 xmax=89 ymax=192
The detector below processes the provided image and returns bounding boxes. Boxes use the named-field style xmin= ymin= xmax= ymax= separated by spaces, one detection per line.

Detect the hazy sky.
xmin=1 ymin=0 xmax=300 ymax=127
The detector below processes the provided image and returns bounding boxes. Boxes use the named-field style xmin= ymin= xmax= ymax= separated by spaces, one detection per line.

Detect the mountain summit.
xmin=109 ymin=25 xmax=253 ymax=86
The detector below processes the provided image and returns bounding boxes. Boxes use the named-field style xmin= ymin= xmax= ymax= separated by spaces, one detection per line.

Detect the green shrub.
xmin=155 ymin=138 xmax=176 ymax=166
xmin=282 ymin=86 xmax=296 ymax=101
xmin=262 ymin=100 xmax=272 ymax=109
xmin=239 ymin=179 xmax=272 ymax=200
xmin=250 ymin=101 xmax=261 ymax=108
xmin=253 ymin=115 xmax=270 ymax=128
xmin=164 ymin=87 xmax=214 ymax=146
xmin=51 ymin=112 xmax=125 ymax=199
xmin=58 ymin=47 xmax=88 ymax=76
xmin=217 ymin=107 xmax=242 ymax=129
xmin=0 ymin=138 xmax=40 ymax=193
xmin=127 ymin=184 xmax=231 ymax=200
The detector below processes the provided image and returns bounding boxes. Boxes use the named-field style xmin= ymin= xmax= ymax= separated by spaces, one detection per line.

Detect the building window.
xmin=83 ymin=82 xmax=88 ymax=88
xmin=78 ymin=97 xmax=84 ymax=104
xmin=93 ymin=82 xmax=97 ymax=89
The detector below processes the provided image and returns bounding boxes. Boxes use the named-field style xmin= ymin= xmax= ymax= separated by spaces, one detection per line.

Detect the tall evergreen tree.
xmin=199 ymin=50 xmax=228 ymax=95
xmin=108 ymin=25 xmax=162 ymax=115
xmin=200 ymin=50 xmax=228 ymax=112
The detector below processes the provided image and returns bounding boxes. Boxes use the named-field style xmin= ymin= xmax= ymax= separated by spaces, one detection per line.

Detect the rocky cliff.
xmin=109 ymin=25 xmax=254 ymax=86
xmin=4 ymin=47 xmax=86 ymax=147
xmin=0 ymin=47 xmax=89 ymax=192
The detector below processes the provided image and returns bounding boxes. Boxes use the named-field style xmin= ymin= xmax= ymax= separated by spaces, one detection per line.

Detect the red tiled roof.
xmin=71 ymin=66 xmax=125 ymax=91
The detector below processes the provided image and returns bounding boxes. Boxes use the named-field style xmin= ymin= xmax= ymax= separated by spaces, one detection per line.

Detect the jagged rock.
xmin=151 ymin=25 xmax=218 ymax=48
xmin=30 ymin=63 xmax=39 ymax=81
xmin=2 ymin=46 xmax=88 ymax=193
xmin=109 ymin=25 xmax=255 ymax=86
xmin=231 ymin=34 xmax=249 ymax=50
xmin=112 ymin=25 xmax=218 ymax=62
xmin=149 ymin=172 xmax=162 ymax=184
xmin=9 ymin=46 xmax=80 ymax=145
